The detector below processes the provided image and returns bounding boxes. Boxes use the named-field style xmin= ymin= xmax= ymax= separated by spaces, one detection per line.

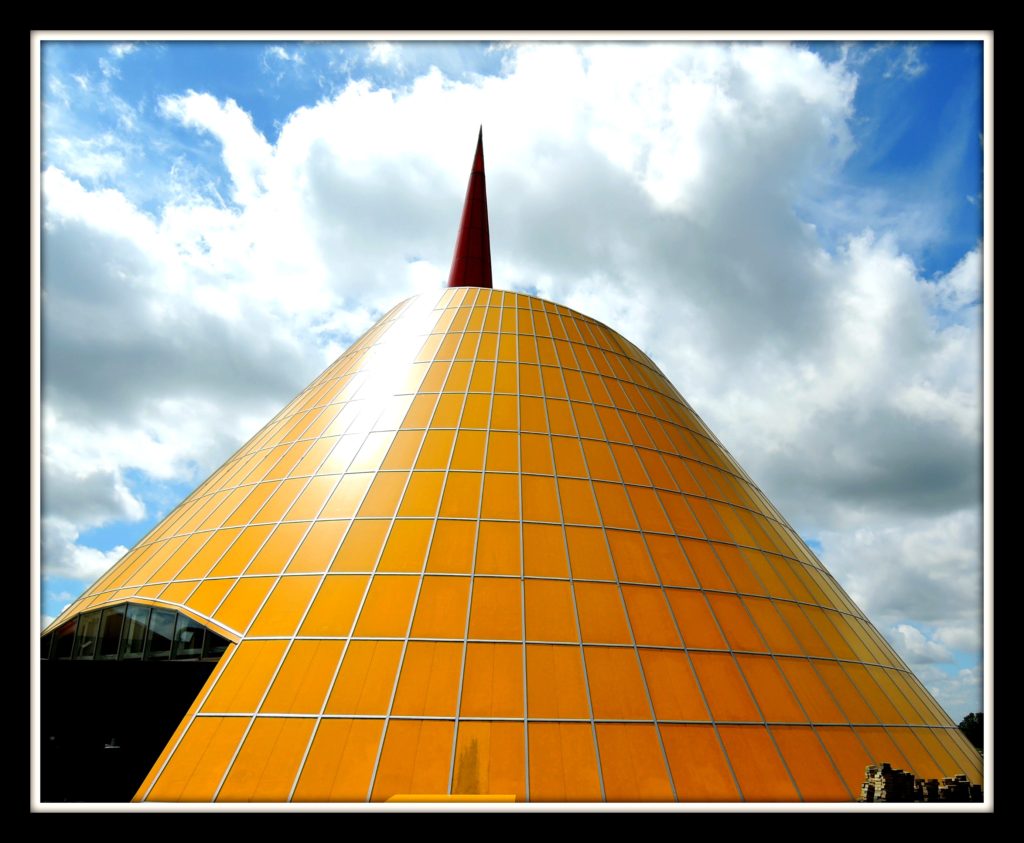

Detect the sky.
xmin=35 ymin=36 xmax=986 ymax=721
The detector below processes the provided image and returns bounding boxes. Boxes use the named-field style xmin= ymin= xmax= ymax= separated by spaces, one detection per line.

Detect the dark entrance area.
xmin=41 ymin=658 xmax=218 ymax=802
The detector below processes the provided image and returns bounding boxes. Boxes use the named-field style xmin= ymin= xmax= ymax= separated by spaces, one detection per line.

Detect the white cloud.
xmin=886 ymin=45 xmax=927 ymax=80
xmin=42 ymin=518 xmax=129 ymax=581
xmin=159 ymin=92 xmax=274 ymax=205
xmin=367 ymin=42 xmax=402 ymax=68
xmin=265 ymin=45 xmax=303 ymax=65
xmin=98 ymin=57 xmax=119 ymax=79
xmin=913 ymin=664 xmax=982 ymax=722
xmin=48 ymin=134 xmax=127 ymax=181
xmin=40 ymin=44 xmax=982 ymax=721
xmin=109 ymin=43 xmax=138 ymax=59
xmin=889 ymin=623 xmax=953 ymax=664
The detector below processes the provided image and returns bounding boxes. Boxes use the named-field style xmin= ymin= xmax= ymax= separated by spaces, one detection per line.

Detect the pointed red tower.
xmin=447 ymin=128 xmax=492 ymax=288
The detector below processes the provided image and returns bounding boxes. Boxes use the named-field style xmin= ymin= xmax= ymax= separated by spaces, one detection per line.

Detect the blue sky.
xmin=38 ymin=37 xmax=986 ymax=720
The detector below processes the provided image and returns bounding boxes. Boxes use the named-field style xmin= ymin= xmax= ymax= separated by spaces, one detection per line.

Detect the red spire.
xmin=447 ymin=127 xmax=493 ymax=289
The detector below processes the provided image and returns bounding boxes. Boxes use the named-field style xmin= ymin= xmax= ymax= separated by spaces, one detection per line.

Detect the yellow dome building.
xmin=41 ymin=132 xmax=983 ymax=803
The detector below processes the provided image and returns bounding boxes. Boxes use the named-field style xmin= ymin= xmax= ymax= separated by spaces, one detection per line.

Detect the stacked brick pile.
xmin=859 ymin=765 xmax=982 ymax=803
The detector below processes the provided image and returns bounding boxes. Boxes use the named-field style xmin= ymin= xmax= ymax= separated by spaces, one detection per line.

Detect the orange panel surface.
xmin=49 ymin=287 xmax=976 ymax=804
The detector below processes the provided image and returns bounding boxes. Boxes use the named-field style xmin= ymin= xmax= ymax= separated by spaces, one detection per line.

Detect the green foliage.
xmin=958 ymin=711 xmax=983 ymax=750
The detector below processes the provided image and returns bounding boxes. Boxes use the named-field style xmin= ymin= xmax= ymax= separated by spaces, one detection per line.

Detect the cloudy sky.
xmin=36 ymin=36 xmax=986 ymax=720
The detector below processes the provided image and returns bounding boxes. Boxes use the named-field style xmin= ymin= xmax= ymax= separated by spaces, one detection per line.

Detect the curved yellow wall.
xmin=47 ymin=286 xmax=982 ymax=802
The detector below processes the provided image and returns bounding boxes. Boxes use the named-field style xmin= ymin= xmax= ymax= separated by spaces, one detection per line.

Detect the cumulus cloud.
xmin=40 ymin=43 xmax=982 ymax=717
xmin=159 ymin=93 xmax=274 ymax=205
xmin=914 ymin=664 xmax=982 ymax=722
xmin=42 ymin=518 xmax=129 ymax=581
xmin=367 ymin=42 xmax=402 ymax=68
xmin=889 ymin=624 xmax=953 ymax=665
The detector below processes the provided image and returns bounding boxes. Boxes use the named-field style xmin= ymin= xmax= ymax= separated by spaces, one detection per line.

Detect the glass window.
xmin=53 ymin=618 xmax=78 ymax=660
xmin=120 ymin=605 xmax=150 ymax=660
xmin=72 ymin=610 xmax=101 ymax=660
xmin=144 ymin=608 xmax=176 ymax=660
xmin=172 ymin=614 xmax=206 ymax=660
xmin=202 ymin=630 xmax=229 ymax=660
xmin=96 ymin=605 xmax=126 ymax=660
